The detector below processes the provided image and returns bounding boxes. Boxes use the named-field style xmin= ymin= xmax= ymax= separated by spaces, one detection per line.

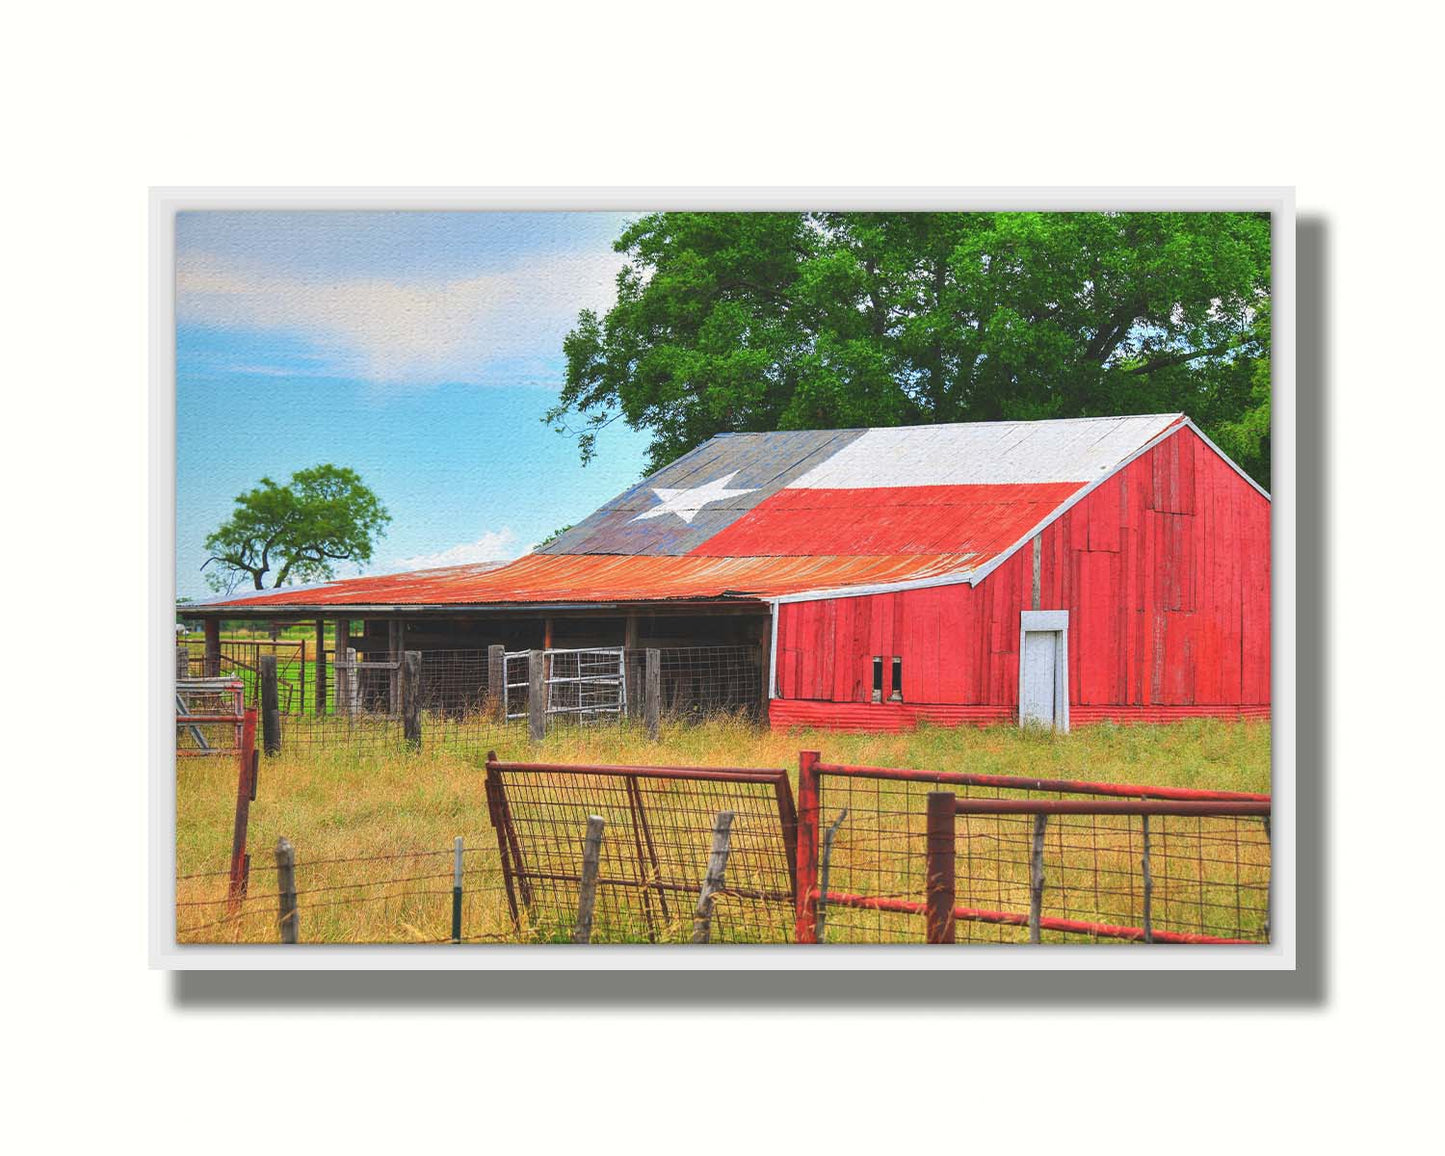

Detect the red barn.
xmin=190 ymin=413 xmax=1269 ymax=731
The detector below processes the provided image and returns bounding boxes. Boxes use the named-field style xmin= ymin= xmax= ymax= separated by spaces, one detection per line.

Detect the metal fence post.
xmin=573 ymin=815 xmax=605 ymax=943
xmin=691 ymin=811 xmax=735 ymax=944
xmin=644 ymin=647 xmax=661 ymax=740
xmin=259 ymin=653 xmax=281 ymax=756
xmin=1029 ymin=813 xmax=1048 ymax=944
xmin=402 ymin=650 xmax=423 ymax=749
xmin=452 ymin=836 xmax=464 ymax=943
xmin=275 ymin=837 xmax=298 ymax=943
xmin=528 ymin=649 xmax=546 ymax=741
xmin=794 ymin=751 xmax=820 ymax=943
xmin=1140 ymin=814 xmax=1154 ymax=944
xmin=488 ymin=644 xmax=506 ymax=722
xmin=815 ymin=808 xmax=848 ymax=944
xmin=925 ymin=792 xmax=956 ymax=944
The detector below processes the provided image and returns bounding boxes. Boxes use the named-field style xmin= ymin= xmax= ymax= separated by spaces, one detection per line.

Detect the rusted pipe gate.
xmin=794 ymin=753 xmax=1271 ymax=945
xmin=484 ymin=753 xmax=797 ymax=943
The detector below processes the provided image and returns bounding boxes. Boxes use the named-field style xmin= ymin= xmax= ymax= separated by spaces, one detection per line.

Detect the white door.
xmin=1020 ymin=630 xmax=1058 ymax=727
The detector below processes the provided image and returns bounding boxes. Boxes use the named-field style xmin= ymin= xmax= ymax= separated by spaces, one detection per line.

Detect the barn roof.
xmin=194 ymin=412 xmax=1260 ymax=613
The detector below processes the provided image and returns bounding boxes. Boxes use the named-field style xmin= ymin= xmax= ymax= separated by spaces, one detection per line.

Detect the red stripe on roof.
xmin=202 ymin=552 xmax=979 ymax=608
xmin=690 ymin=482 xmax=1083 ymax=562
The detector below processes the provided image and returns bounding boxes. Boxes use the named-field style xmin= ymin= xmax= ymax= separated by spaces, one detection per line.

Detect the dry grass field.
xmin=174 ymin=715 xmax=1270 ymax=945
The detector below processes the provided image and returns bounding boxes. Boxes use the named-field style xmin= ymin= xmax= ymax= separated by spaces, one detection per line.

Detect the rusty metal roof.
xmin=197 ymin=413 xmax=1195 ymax=611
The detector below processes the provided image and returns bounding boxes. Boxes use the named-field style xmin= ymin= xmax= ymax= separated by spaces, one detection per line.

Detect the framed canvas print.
xmin=149 ymin=187 xmax=1295 ymax=970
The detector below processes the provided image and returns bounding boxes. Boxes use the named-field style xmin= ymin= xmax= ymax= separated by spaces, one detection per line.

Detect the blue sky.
xmin=175 ymin=212 xmax=652 ymax=599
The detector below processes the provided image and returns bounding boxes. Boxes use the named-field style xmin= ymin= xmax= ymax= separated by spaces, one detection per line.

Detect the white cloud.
xmin=176 ymin=247 xmax=624 ymax=386
xmin=390 ymin=528 xmax=522 ymax=571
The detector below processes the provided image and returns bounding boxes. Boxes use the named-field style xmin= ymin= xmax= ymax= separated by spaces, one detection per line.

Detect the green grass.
xmin=175 ymin=715 xmax=1270 ymax=945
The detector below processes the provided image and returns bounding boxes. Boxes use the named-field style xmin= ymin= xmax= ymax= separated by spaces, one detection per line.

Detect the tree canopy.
xmin=548 ymin=212 xmax=1272 ymax=487
xmin=203 ymin=464 xmax=391 ymax=593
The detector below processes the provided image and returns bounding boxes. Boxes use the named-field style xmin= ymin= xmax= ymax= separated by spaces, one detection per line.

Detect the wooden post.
xmin=488 ymin=644 xmax=506 ymax=722
xmin=691 ymin=811 xmax=735 ymax=944
xmin=1028 ymin=813 xmax=1048 ymax=944
xmin=452 ymin=836 xmax=464 ymax=944
xmin=793 ymin=751 xmax=821 ymax=943
xmin=644 ymin=647 xmax=661 ymax=740
xmin=624 ymin=616 xmax=641 ymax=719
xmin=259 ymin=653 xmax=281 ymax=756
xmin=402 ymin=650 xmax=423 ymax=749
xmin=1141 ymin=814 xmax=1154 ymax=944
xmin=314 ymin=619 xmax=327 ymax=716
xmin=347 ymin=648 xmax=361 ymax=714
xmin=573 ymin=815 xmax=606 ymax=944
xmin=924 ymin=792 xmax=956 ymax=944
xmin=815 ymin=808 xmax=848 ymax=943
xmin=175 ymin=644 xmax=189 ymax=680
xmin=388 ymin=621 xmax=403 ymax=716
xmin=335 ymin=619 xmax=351 ymax=716
xmin=527 ymin=649 xmax=546 ymax=741
xmin=228 ymin=709 xmax=258 ymax=912
xmin=203 ymin=618 xmax=221 ymax=677
xmin=275 ymin=837 xmax=298 ymax=944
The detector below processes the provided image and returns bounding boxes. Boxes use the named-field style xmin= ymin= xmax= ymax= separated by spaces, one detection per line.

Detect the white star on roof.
xmin=633 ymin=471 xmax=758 ymax=525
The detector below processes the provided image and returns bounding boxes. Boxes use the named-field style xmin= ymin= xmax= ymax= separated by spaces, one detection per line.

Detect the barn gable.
xmin=770 ymin=423 xmax=1270 ymax=728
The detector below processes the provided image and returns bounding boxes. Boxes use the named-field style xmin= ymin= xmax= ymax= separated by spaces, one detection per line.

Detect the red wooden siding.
xmin=773 ymin=427 xmax=1270 ymax=722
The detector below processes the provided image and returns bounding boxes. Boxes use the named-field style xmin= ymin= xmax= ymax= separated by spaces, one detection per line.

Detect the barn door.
xmin=1018 ymin=611 xmax=1069 ymax=732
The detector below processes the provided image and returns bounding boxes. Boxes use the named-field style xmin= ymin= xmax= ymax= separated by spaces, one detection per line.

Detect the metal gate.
xmin=503 ymin=647 xmax=627 ymax=723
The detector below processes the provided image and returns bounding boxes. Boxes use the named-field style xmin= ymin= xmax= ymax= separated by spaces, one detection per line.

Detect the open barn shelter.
xmin=186 ymin=412 xmax=1270 ymax=732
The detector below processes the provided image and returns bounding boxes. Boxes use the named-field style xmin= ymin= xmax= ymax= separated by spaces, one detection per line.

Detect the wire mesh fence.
xmin=625 ymin=645 xmax=763 ymax=720
xmin=175 ymin=644 xmax=764 ymax=756
xmin=802 ymin=759 xmax=1271 ymax=944
xmin=484 ymin=755 xmax=798 ymax=943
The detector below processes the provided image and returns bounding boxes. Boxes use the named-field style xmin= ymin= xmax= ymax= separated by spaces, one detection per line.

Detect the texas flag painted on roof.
xmin=203 ymin=413 xmax=1191 ymax=608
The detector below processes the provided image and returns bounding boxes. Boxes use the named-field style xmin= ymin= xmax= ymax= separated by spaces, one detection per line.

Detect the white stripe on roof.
xmin=787 ymin=413 xmax=1185 ymax=488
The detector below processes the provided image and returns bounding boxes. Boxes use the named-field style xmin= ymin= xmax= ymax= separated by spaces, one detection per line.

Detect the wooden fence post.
xmin=528 ymin=649 xmax=546 ymax=741
xmin=488 ymin=644 xmax=507 ymax=722
xmin=347 ymin=648 xmax=361 ymax=714
xmin=335 ymin=619 xmax=351 ymax=716
xmin=314 ymin=619 xmax=327 ymax=716
xmin=924 ymin=791 xmax=956 ymax=944
xmin=275 ymin=837 xmax=298 ymax=943
xmin=644 ymin=647 xmax=661 ymax=740
xmin=203 ymin=618 xmax=221 ymax=677
xmin=1028 ymin=813 xmax=1048 ymax=944
xmin=573 ymin=815 xmax=606 ymax=944
xmin=388 ymin=621 xmax=403 ymax=716
xmin=259 ymin=653 xmax=281 ymax=756
xmin=815 ymin=808 xmax=849 ymax=944
xmin=691 ymin=811 xmax=735 ymax=944
xmin=402 ymin=650 xmax=423 ymax=749
xmin=176 ymin=644 xmax=189 ymax=680
xmin=452 ymin=836 xmax=464 ymax=943
xmin=794 ymin=750 xmax=820 ymax=944
xmin=228 ymin=708 xmax=258 ymax=912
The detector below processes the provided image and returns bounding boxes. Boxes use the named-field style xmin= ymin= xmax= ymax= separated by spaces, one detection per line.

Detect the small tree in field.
xmin=203 ymin=465 xmax=391 ymax=593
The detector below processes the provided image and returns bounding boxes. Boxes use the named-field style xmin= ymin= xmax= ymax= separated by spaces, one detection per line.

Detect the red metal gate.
xmin=795 ymin=754 xmax=1271 ymax=944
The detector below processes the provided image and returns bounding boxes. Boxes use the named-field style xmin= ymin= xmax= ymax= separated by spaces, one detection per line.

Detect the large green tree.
xmin=203 ymin=464 xmax=391 ymax=594
xmin=549 ymin=212 xmax=1272 ymax=487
